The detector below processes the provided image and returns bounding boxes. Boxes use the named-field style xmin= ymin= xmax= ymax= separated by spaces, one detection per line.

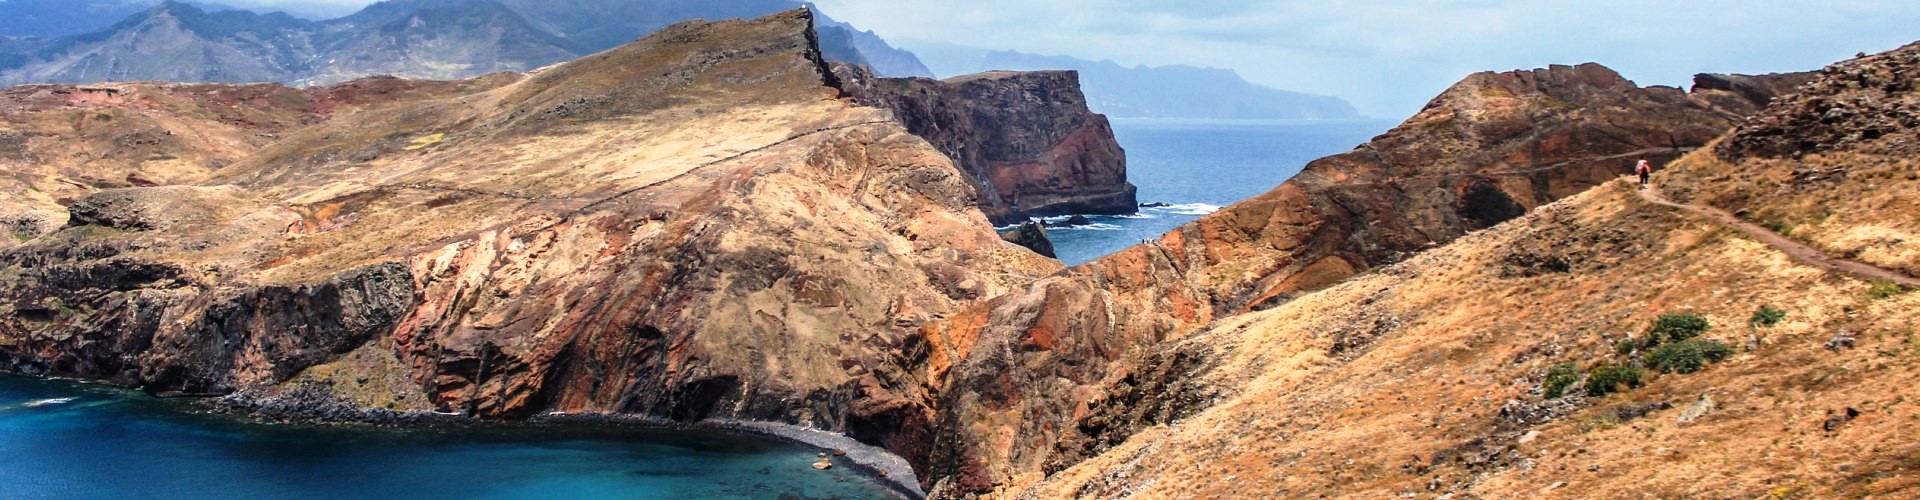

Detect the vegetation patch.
xmin=1542 ymin=362 xmax=1581 ymax=399
xmin=1645 ymin=312 xmax=1711 ymax=345
xmin=1584 ymin=365 xmax=1645 ymax=397
xmin=1865 ymin=281 xmax=1908 ymax=300
xmin=1749 ymin=306 xmax=1788 ymax=328
xmin=1646 ymin=339 xmax=1736 ymax=374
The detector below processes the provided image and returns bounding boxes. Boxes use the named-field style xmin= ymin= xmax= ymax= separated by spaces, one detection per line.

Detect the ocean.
xmin=0 ymin=375 xmax=898 ymax=499
xmin=1044 ymin=119 xmax=1395 ymax=265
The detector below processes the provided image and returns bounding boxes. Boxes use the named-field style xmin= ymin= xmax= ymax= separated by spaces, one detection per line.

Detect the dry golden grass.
xmin=1663 ymin=140 xmax=1920 ymax=279
xmin=1015 ymin=179 xmax=1919 ymax=498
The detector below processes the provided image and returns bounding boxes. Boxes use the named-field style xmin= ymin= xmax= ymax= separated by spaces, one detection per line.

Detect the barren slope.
xmin=1021 ymin=177 xmax=1919 ymax=498
xmin=1664 ymin=42 xmax=1920 ymax=278
xmin=0 ymin=9 xmax=1059 ymax=441
xmin=0 ymin=75 xmax=514 ymax=249
xmin=907 ymin=63 xmax=1806 ymax=495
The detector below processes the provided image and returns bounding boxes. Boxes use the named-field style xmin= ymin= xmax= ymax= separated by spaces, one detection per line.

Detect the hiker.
xmin=1635 ymin=159 xmax=1652 ymax=188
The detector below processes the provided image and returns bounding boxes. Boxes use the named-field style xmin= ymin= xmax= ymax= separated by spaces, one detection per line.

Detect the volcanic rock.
xmin=0 ymin=10 xmax=1061 ymax=436
xmin=837 ymin=65 xmax=1138 ymax=224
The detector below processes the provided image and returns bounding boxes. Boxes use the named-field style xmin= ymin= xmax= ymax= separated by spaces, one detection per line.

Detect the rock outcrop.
xmin=838 ymin=66 xmax=1137 ymax=224
xmin=1666 ymin=41 xmax=1920 ymax=277
xmin=0 ymin=10 xmax=1061 ymax=440
xmin=903 ymin=63 xmax=1804 ymax=495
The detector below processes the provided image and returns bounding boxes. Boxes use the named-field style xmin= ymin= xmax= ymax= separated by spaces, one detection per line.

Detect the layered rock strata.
xmin=0 ymin=10 xmax=1062 ymax=442
xmin=838 ymin=66 xmax=1137 ymax=224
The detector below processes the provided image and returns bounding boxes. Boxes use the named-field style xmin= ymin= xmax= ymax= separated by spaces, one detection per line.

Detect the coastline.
xmin=0 ymin=374 xmax=924 ymax=498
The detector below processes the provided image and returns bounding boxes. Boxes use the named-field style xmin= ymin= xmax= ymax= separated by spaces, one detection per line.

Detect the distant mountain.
xmin=910 ymin=44 xmax=1359 ymax=120
xmin=0 ymin=0 xmax=933 ymax=86
xmin=0 ymin=0 xmax=252 ymax=38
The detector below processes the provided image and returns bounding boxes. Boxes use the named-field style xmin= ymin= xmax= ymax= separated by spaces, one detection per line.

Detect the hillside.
xmin=0 ymin=0 xmax=934 ymax=87
xmin=1022 ymin=174 xmax=1918 ymax=498
xmin=0 ymin=75 xmax=514 ymax=250
xmin=1664 ymin=44 xmax=1920 ymax=278
xmin=0 ymin=10 xmax=1061 ymax=448
xmin=904 ymin=42 xmax=1919 ymax=498
xmin=899 ymin=63 xmax=1810 ymax=494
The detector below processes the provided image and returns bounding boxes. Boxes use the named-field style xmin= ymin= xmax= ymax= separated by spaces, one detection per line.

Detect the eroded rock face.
xmin=838 ymin=66 xmax=1138 ymax=224
xmin=1719 ymin=45 xmax=1920 ymax=161
xmin=906 ymin=63 xmax=1799 ymax=495
xmin=0 ymin=10 xmax=1061 ymax=439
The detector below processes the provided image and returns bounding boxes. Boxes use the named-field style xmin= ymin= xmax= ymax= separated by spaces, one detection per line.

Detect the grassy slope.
xmin=1019 ymin=179 xmax=1918 ymax=498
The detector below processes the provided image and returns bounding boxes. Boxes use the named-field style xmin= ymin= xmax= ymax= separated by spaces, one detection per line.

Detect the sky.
xmin=236 ymin=0 xmax=1920 ymax=118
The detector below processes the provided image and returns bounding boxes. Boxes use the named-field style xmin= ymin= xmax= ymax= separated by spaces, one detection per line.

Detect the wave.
xmin=21 ymin=397 xmax=76 ymax=408
xmin=1145 ymin=203 xmax=1222 ymax=216
xmin=1052 ymin=223 xmax=1121 ymax=230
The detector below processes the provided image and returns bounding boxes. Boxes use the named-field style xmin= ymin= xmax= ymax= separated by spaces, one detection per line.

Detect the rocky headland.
xmin=0 ymin=8 xmax=1067 ymax=463
xmin=837 ymin=66 xmax=1137 ymax=224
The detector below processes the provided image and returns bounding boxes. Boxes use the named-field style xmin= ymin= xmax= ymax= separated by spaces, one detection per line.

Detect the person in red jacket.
xmin=1636 ymin=159 xmax=1653 ymax=188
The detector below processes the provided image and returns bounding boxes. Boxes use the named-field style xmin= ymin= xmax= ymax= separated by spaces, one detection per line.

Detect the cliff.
xmin=838 ymin=66 xmax=1138 ymax=223
xmin=0 ymin=9 xmax=1062 ymax=445
xmin=902 ymin=63 xmax=1807 ymax=495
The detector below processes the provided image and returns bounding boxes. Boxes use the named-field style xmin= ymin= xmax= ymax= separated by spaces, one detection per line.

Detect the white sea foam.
xmin=1050 ymin=223 xmax=1125 ymax=231
xmin=22 ymin=397 xmax=76 ymax=408
xmin=1146 ymin=203 xmax=1222 ymax=216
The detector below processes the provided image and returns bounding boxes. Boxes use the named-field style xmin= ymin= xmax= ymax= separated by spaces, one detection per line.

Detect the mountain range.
xmin=909 ymin=43 xmax=1360 ymax=120
xmin=0 ymin=0 xmax=934 ymax=86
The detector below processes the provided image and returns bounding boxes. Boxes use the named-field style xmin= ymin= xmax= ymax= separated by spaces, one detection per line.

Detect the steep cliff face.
xmin=839 ymin=67 xmax=1137 ymax=224
xmin=0 ymin=10 xmax=1061 ymax=440
xmin=906 ymin=63 xmax=1806 ymax=495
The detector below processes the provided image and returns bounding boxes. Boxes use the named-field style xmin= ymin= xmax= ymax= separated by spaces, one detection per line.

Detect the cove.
xmin=0 ymin=375 xmax=897 ymax=499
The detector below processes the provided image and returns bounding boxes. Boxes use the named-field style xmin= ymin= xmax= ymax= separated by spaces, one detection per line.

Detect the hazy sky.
xmin=239 ymin=1 xmax=1920 ymax=118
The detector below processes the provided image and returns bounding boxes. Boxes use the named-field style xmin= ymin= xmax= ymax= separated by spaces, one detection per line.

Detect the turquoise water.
xmin=0 ymin=375 xmax=896 ymax=499
xmin=1046 ymin=119 xmax=1395 ymax=265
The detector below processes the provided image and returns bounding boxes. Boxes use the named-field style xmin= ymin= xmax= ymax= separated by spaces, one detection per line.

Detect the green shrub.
xmin=1749 ymin=306 xmax=1787 ymax=328
xmin=1614 ymin=338 xmax=1638 ymax=356
xmin=1867 ymin=281 xmax=1908 ymax=301
xmin=1585 ymin=365 xmax=1645 ymax=397
xmin=1646 ymin=313 xmax=1711 ymax=345
xmin=1543 ymin=362 xmax=1581 ymax=399
xmin=1646 ymin=339 xmax=1736 ymax=374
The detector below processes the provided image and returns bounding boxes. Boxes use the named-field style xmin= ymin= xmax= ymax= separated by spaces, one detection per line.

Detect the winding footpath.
xmin=1639 ymin=182 xmax=1920 ymax=288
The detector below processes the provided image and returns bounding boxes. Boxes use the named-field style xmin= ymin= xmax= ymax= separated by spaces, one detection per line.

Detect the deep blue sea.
xmin=1045 ymin=119 xmax=1395 ymax=265
xmin=0 ymin=375 xmax=897 ymax=499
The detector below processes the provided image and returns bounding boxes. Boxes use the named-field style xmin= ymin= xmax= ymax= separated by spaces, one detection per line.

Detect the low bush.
xmin=1543 ymin=362 xmax=1581 ymax=399
xmin=1585 ymin=365 xmax=1645 ymax=397
xmin=1749 ymin=306 xmax=1787 ymax=328
xmin=1646 ymin=339 xmax=1735 ymax=374
xmin=1646 ymin=313 xmax=1711 ymax=345
xmin=1867 ymin=281 xmax=1908 ymax=301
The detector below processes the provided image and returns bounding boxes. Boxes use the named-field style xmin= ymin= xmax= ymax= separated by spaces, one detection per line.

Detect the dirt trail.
xmin=1639 ymin=182 xmax=1920 ymax=288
